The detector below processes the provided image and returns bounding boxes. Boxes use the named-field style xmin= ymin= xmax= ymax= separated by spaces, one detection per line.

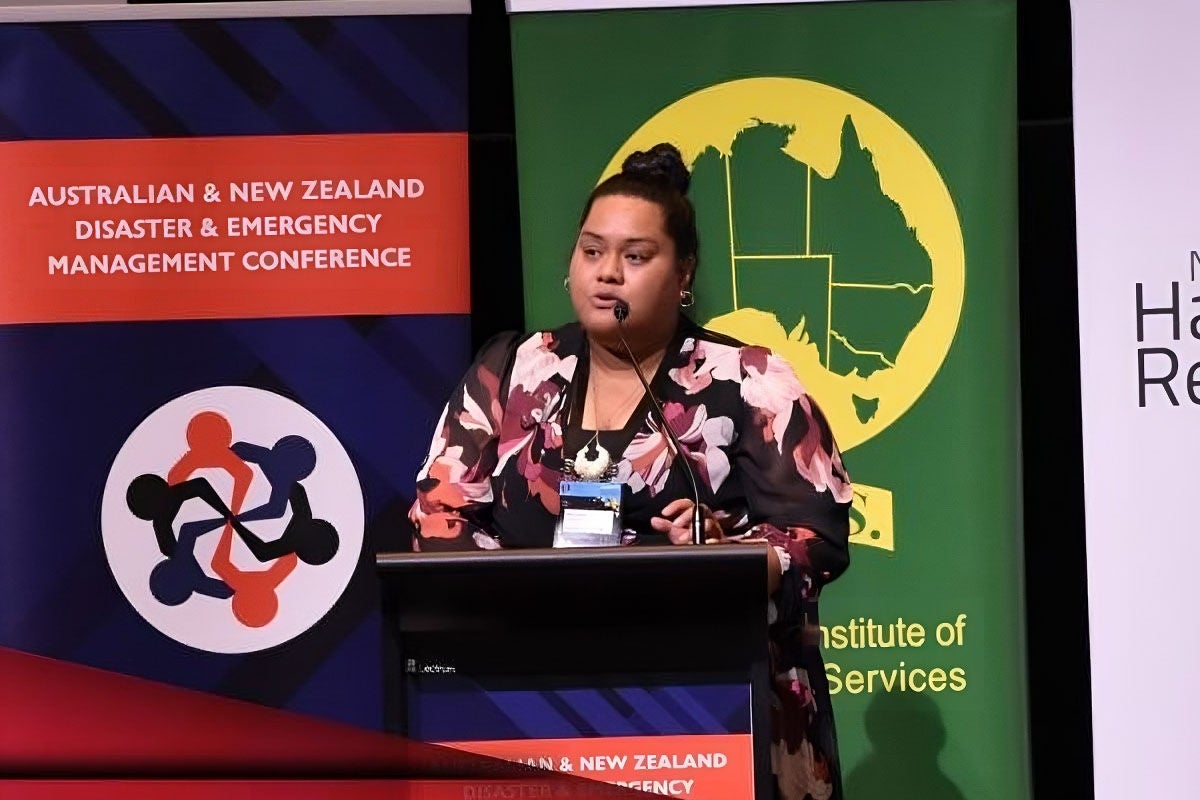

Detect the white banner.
xmin=1073 ymin=1 xmax=1200 ymax=797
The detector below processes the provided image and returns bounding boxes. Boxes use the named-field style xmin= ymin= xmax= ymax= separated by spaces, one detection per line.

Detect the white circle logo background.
xmin=101 ymin=386 xmax=365 ymax=654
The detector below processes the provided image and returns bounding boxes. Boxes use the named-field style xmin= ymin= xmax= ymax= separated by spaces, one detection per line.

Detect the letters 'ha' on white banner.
xmin=1072 ymin=1 xmax=1200 ymax=797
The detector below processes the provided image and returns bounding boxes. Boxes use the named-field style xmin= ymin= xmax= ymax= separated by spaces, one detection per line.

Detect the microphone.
xmin=612 ymin=301 xmax=705 ymax=546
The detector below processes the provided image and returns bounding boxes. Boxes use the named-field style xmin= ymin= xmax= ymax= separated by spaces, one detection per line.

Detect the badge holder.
xmin=553 ymin=480 xmax=623 ymax=548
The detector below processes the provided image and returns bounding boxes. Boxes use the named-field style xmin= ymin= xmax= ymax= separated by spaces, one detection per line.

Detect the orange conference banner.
xmin=441 ymin=733 xmax=755 ymax=800
xmin=0 ymin=132 xmax=469 ymax=324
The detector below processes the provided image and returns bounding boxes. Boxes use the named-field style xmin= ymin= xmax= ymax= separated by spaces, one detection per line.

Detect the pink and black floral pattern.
xmin=410 ymin=320 xmax=852 ymax=800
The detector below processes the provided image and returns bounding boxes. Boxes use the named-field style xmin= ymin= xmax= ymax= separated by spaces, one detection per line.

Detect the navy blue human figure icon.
xmin=148 ymin=518 xmax=234 ymax=606
xmin=231 ymin=482 xmax=339 ymax=566
xmin=125 ymin=474 xmax=234 ymax=558
xmin=230 ymin=436 xmax=316 ymax=522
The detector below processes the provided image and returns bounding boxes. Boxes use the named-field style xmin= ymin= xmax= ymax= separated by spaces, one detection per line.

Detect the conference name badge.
xmin=553 ymin=481 xmax=622 ymax=548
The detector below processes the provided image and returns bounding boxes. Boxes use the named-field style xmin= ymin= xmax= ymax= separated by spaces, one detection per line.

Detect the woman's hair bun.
xmin=620 ymin=142 xmax=690 ymax=195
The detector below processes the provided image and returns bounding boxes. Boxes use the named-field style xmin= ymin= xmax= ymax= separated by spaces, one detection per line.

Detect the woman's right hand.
xmin=650 ymin=498 xmax=722 ymax=545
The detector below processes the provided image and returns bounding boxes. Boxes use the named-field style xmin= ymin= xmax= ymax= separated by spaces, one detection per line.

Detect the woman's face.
xmin=568 ymin=194 xmax=687 ymax=349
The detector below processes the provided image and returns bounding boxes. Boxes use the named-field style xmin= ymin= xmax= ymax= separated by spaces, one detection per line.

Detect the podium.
xmin=377 ymin=545 xmax=773 ymax=799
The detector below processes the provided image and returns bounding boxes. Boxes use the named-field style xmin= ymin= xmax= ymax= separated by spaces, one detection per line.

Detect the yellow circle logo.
xmin=602 ymin=77 xmax=964 ymax=452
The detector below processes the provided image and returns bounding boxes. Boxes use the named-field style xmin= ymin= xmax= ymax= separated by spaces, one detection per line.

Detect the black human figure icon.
xmin=148 ymin=517 xmax=234 ymax=606
xmin=231 ymin=482 xmax=339 ymax=566
xmin=125 ymin=474 xmax=234 ymax=558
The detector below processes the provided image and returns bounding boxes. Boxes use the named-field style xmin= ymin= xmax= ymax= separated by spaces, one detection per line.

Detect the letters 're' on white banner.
xmin=1072 ymin=1 xmax=1200 ymax=797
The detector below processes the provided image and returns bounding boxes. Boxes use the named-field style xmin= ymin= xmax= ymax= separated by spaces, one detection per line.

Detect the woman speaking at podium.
xmin=410 ymin=143 xmax=852 ymax=800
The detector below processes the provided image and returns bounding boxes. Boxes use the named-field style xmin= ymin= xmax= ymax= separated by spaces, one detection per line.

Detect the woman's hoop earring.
xmin=680 ymin=289 xmax=695 ymax=308
xmin=563 ymin=275 xmax=570 ymax=292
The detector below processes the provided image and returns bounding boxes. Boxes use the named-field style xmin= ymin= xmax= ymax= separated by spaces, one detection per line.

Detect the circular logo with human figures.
xmin=101 ymin=386 xmax=364 ymax=654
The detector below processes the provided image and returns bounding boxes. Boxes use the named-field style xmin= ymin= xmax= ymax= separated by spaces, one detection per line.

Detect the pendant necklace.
xmin=570 ymin=367 xmax=644 ymax=481
xmin=572 ymin=377 xmax=613 ymax=481
xmin=572 ymin=430 xmax=610 ymax=481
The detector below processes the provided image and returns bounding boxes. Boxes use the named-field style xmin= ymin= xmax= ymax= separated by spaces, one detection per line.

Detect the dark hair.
xmin=579 ymin=142 xmax=699 ymax=278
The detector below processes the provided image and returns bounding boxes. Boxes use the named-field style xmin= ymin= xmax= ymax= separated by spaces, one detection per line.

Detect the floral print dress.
xmin=410 ymin=318 xmax=853 ymax=800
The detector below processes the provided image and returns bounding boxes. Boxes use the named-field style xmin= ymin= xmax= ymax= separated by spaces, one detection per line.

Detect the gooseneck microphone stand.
xmin=612 ymin=302 xmax=705 ymax=546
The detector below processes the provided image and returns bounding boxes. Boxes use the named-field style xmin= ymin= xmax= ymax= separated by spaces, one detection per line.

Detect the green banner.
xmin=510 ymin=1 xmax=1024 ymax=798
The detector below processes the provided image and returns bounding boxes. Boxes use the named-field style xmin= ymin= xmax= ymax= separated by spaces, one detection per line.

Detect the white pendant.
xmin=573 ymin=441 xmax=611 ymax=481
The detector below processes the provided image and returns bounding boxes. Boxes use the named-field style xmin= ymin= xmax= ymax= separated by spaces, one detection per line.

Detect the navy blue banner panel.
xmin=0 ymin=7 xmax=469 ymax=732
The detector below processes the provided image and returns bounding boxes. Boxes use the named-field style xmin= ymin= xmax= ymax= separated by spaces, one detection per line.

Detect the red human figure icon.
xmin=210 ymin=521 xmax=297 ymax=628
xmin=168 ymin=411 xmax=254 ymax=516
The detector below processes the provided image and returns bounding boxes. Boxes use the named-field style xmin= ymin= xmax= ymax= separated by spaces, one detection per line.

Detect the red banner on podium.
xmin=442 ymin=734 xmax=755 ymax=800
